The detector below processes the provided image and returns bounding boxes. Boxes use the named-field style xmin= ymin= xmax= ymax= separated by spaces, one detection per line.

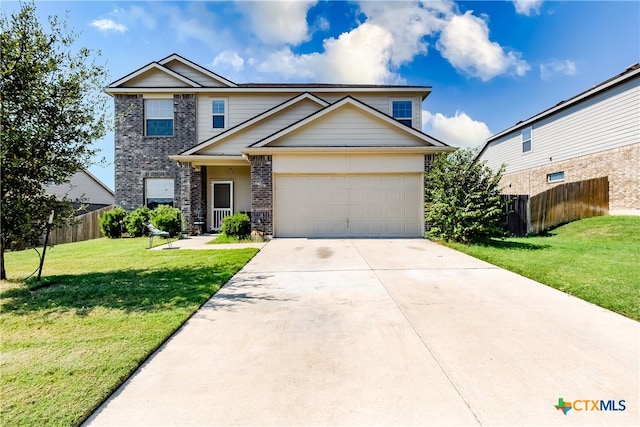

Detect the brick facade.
xmin=248 ymin=155 xmax=273 ymax=235
xmin=114 ymin=94 xmax=199 ymax=230
xmin=501 ymin=143 xmax=640 ymax=214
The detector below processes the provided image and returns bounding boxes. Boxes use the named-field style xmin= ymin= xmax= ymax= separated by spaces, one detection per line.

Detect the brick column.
xmin=248 ymin=155 xmax=273 ymax=235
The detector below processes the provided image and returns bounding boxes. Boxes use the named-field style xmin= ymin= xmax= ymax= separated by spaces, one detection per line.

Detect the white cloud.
xmin=422 ymin=110 xmax=492 ymax=148
xmin=316 ymin=16 xmax=330 ymax=32
xmin=320 ymin=23 xmax=397 ymax=83
xmin=436 ymin=11 xmax=530 ymax=81
xmin=160 ymin=3 xmax=220 ymax=48
xmin=95 ymin=5 xmax=155 ymax=34
xmin=255 ymin=1 xmax=448 ymax=84
xmin=90 ymin=19 xmax=127 ymax=33
xmin=540 ymin=59 xmax=577 ymax=80
xmin=121 ymin=5 xmax=156 ymax=29
xmin=258 ymin=22 xmax=397 ymax=84
xmin=255 ymin=1 xmax=529 ymax=84
xmin=357 ymin=1 xmax=448 ymax=67
xmin=212 ymin=50 xmax=245 ymax=72
xmin=237 ymin=0 xmax=317 ymax=45
xmin=512 ymin=0 xmax=544 ymax=16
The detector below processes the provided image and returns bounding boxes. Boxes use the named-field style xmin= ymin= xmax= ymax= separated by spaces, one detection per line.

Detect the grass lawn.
xmin=208 ymin=233 xmax=253 ymax=244
xmin=444 ymin=216 xmax=640 ymax=322
xmin=0 ymin=238 xmax=258 ymax=427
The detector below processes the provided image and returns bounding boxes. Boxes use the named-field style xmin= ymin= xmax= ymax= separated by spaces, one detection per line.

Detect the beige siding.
xmin=481 ymin=77 xmax=640 ymax=173
xmin=317 ymin=93 xmax=422 ymax=129
xmin=45 ymin=171 xmax=114 ymax=205
xmin=271 ymin=105 xmax=425 ymax=147
xmin=199 ymin=99 xmax=324 ymax=155
xmin=273 ymin=153 xmax=424 ymax=174
xmin=122 ymin=69 xmax=193 ymax=88
xmin=197 ymin=94 xmax=293 ymax=142
xmin=163 ymin=60 xmax=228 ymax=87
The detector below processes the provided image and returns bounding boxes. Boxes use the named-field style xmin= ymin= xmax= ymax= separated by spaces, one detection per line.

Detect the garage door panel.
xmin=275 ymin=174 xmax=422 ymax=238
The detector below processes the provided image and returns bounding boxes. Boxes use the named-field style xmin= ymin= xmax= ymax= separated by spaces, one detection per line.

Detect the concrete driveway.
xmin=86 ymin=239 xmax=639 ymax=426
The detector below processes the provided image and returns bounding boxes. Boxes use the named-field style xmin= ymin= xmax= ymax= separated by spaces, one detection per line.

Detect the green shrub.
xmin=149 ymin=205 xmax=183 ymax=237
xmin=99 ymin=206 xmax=126 ymax=239
xmin=425 ymin=149 xmax=506 ymax=243
xmin=125 ymin=207 xmax=151 ymax=237
xmin=220 ymin=213 xmax=250 ymax=238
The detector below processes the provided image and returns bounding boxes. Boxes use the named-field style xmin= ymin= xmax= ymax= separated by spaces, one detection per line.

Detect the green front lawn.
xmin=0 ymin=238 xmax=258 ymax=426
xmin=444 ymin=216 xmax=640 ymax=321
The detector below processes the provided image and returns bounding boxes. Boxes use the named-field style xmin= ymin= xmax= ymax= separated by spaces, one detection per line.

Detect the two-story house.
xmin=106 ymin=54 xmax=453 ymax=237
xmin=45 ymin=170 xmax=114 ymax=213
xmin=476 ymin=63 xmax=640 ymax=215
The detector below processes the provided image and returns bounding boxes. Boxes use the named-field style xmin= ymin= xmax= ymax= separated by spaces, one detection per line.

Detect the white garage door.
xmin=274 ymin=174 xmax=422 ymax=237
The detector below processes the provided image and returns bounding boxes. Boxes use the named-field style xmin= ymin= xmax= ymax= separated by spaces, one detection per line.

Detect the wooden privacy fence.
xmin=48 ymin=205 xmax=114 ymax=245
xmin=504 ymin=176 xmax=609 ymax=235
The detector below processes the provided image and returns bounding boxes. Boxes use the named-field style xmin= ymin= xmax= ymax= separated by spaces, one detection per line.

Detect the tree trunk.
xmin=1 ymin=239 xmax=7 ymax=280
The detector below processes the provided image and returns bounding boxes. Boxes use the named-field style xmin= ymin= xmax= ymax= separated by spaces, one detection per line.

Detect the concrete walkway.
xmin=150 ymin=234 xmax=267 ymax=250
xmin=86 ymin=239 xmax=639 ymax=426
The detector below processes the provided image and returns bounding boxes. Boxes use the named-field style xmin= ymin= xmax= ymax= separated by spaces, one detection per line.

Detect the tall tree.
xmin=0 ymin=2 xmax=110 ymax=279
xmin=425 ymin=148 xmax=506 ymax=243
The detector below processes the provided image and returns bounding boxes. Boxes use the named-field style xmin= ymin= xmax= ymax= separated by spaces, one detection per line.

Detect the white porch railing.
xmin=212 ymin=208 xmax=233 ymax=231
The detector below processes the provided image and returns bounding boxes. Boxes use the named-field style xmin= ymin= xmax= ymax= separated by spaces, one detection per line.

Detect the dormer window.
xmin=391 ymin=100 xmax=413 ymax=127
xmin=212 ymin=99 xmax=227 ymax=129
xmin=145 ymin=99 xmax=174 ymax=136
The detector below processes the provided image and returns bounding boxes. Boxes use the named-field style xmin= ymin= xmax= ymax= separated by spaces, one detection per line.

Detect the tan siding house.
xmin=106 ymin=54 xmax=453 ymax=237
xmin=477 ymin=63 xmax=640 ymax=215
xmin=45 ymin=170 xmax=114 ymax=212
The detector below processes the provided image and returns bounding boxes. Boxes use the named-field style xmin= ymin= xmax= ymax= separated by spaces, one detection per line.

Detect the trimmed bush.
xmin=125 ymin=206 xmax=151 ymax=237
xmin=149 ymin=205 xmax=183 ymax=237
xmin=425 ymin=149 xmax=506 ymax=243
xmin=220 ymin=213 xmax=250 ymax=238
xmin=99 ymin=206 xmax=126 ymax=239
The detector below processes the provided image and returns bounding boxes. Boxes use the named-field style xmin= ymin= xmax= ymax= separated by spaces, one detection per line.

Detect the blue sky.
xmin=3 ymin=0 xmax=639 ymax=190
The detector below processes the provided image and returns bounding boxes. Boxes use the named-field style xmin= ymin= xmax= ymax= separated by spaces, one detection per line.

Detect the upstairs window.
xmin=212 ymin=99 xmax=226 ymax=129
xmin=392 ymin=100 xmax=413 ymax=127
xmin=145 ymin=99 xmax=174 ymax=136
xmin=522 ymin=127 xmax=532 ymax=153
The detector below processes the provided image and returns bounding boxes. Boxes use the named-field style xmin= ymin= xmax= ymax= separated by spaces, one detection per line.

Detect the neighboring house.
xmin=476 ymin=63 xmax=640 ymax=215
xmin=45 ymin=170 xmax=115 ymax=213
xmin=105 ymin=54 xmax=453 ymax=237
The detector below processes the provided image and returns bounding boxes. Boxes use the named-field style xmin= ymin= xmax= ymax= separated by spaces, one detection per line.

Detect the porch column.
xmin=189 ymin=168 xmax=204 ymax=234
xmin=178 ymin=163 xmax=192 ymax=234
xmin=248 ymin=155 xmax=273 ymax=236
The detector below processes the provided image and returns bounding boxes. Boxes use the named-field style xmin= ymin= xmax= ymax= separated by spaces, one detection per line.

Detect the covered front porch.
xmin=172 ymin=155 xmax=252 ymax=233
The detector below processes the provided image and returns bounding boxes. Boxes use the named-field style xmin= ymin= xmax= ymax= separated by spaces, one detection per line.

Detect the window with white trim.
xmin=522 ymin=127 xmax=532 ymax=153
xmin=145 ymin=99 xmax=174 ymax=136
xmin=391 ymin=100 xmax=413 ymax=127
xmin=547 ymin=171 xmax=564 ymax=183
xmin=212 ymin=99 xmax=227 ymax=129
xmin=145 ymin=178 xmax=174 ymax=208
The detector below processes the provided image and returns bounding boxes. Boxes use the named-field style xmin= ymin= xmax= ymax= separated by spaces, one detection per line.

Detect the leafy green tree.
xmin=425 ymin=148 xmax=506 ymax=243
xmin=0 ymin=2 xmax=110 ymax=279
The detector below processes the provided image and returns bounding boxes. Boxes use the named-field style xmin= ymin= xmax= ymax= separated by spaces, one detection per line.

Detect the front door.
xmin=211 ymin=181 xmax=233 ymax=230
